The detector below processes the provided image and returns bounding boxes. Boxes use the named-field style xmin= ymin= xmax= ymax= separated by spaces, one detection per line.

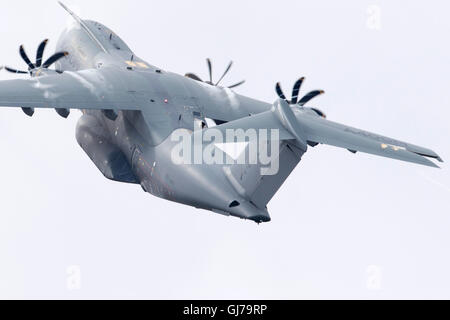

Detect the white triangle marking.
xmin=215 ymin=142 xmax=249 ymax=161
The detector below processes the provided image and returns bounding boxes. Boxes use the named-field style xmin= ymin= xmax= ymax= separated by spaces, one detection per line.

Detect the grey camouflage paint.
xmin=0 ymin=3 xmax=443 ymax=223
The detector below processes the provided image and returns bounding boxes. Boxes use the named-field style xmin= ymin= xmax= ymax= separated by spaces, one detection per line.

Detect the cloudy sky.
xmin=0 ymin=0 xmax=449 ymax=299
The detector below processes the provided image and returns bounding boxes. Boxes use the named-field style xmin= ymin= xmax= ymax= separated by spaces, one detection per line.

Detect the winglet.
xmin=58 ymin=1 xmax=108 ymax=53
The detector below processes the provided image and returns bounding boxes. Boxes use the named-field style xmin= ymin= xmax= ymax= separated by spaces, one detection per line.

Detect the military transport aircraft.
xmin=0 ymin=2 xmax=443 ymax=223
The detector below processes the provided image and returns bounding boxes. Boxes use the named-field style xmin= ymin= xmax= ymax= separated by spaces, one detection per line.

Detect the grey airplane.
xmin=0 ymin=3 xmax=443 ymax=223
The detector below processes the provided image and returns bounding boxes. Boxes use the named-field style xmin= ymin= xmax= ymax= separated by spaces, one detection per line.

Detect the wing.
xmin=209 ymin=99 xmax=443 ymax=168
xmin=0 ymin=67 xmax=141 ymax=111
xmin=297 ymin=113 xmax=443 ymax=168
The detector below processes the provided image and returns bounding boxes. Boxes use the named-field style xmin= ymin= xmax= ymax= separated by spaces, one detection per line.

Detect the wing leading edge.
xmin=0 ymin=67 xmax=142 ymax=111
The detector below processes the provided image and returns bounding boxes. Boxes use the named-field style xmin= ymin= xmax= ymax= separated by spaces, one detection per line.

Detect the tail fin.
xmin=58 ymin=1 xmax=108 ymax=53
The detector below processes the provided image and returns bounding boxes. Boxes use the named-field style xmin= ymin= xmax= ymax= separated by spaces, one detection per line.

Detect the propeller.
xmin=3 ymin=39 xmax=68 ymax=75
xmin=276 ymin=78 xmax=326 ymax=118
xmin=276 ymin=78 xmax=325 ymax=106
xmin=2 ymin=40 xmax=69 ymax=118
xmin=185 ymin=59 xmax=246 ymax=89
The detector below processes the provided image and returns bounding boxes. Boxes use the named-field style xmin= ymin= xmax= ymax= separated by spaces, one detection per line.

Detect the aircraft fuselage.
xmin=55 ymin=20 xmax=273 ymax=222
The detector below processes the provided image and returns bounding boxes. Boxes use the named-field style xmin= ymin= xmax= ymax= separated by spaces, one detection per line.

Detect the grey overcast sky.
xmin=0 ymin=0 xmax=449 ymax=299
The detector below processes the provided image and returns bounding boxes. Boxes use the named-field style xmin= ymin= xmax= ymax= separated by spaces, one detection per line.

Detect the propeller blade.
xmin=55 ymin=108 xmax=70 ymax=119
xmin=311 ymin=108 xmax=327 ymax=119
xmin=291 ymin=77 xmax=305 ymax=104
xmin=4 ymin=66 xmax=28 ymax=74
xmin=22 ymin=107 xmax=35 ymax=117
xmin=298 ymin=90 xmax=325 ymax=106
xmin=19 ymin=45 xmax=35 ymax=70
xmin=228 ymin=80 xmax=246 ymax=89
xmin=42 ymin=51 xmax=68 ymax=68
xmin=276 ymin=82 xmax=288 ymax=101
xmin=185 ymin=73 xmax=203 ymax=82
xmin=207 ymin=58 xmax=213 ymax=84
xmin=35 ymin=39 xmax=49 ymax=67
xmin=215 ymin=61 xmax=233 ymax=86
